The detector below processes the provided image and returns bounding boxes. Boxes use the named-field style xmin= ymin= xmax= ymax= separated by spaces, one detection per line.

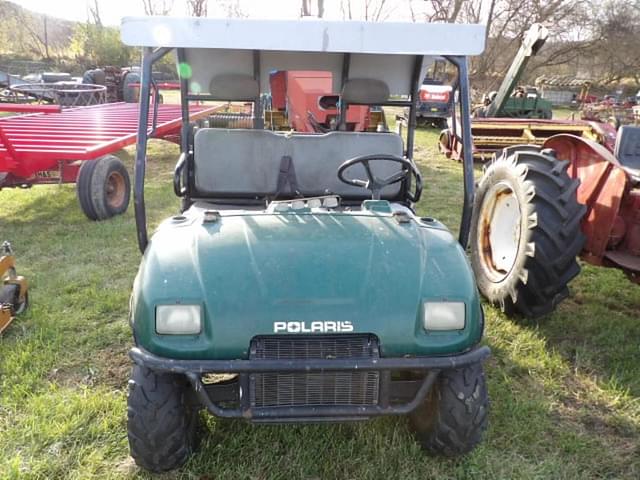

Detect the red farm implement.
xmin=544 ymin=128 xmax=640 ymax=282
xmin=439 ymin=117 xmax=618 ymax=161
xmin=0 ymin=102 xmax=218 ymax=220
xmin=264 ymin=71 xmax=387 ymax=133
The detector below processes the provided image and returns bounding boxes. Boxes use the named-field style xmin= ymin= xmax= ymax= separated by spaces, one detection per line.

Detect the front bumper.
xmin=130 ymin=344 xmax=490 ymax=422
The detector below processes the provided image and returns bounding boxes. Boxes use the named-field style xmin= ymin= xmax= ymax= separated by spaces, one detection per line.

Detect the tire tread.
xmin=127 ymin=365 xmax=199 ymax=472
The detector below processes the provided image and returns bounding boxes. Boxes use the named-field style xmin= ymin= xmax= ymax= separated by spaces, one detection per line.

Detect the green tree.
xmin=71 ymin=22 xmax=135 ymax=67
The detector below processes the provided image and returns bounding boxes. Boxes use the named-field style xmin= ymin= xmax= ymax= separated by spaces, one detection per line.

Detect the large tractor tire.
xmin=410 ymin=362 xmax=489 ymax=456
xmin=469 ymin=146 xmax=586 ymax=318
xmin=76 ymin=155 xmax=130 ymax=221
xmin=127 ymin=365 xmax=200 ymax=472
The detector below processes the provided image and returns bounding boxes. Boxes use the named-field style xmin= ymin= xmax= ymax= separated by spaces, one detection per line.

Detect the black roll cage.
xmin=133 ymin=48 xmax=475 ymax=254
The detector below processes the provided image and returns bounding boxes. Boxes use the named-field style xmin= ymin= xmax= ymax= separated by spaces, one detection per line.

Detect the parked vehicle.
xmin=412 ymin=59 xmax=454 ymax=129
xmin=122 ymin=16 xmax=490 ymax=472
xmin=473 ymin=24 xmax=553 ymax=120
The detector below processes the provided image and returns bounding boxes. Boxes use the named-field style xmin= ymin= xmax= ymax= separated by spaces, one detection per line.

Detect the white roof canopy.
xmin=121 ymin=17 xmax=485 ymax=56
xmin=121 ymin=17 xmax=486 ymax=97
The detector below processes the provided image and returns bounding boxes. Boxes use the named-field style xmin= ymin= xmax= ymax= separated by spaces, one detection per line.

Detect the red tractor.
xmin=469 ymin=126 xmax=639 ymax=317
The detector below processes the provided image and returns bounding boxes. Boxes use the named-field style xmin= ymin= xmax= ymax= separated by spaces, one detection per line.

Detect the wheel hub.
xmin=106 ymin=171 xmax=126 ymax=209
xmin=478 ymin=182 xmax=522 ymax=282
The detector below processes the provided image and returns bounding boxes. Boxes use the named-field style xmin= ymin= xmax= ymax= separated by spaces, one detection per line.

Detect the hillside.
xmin=0 ymin=1 xmax=76 ymax=65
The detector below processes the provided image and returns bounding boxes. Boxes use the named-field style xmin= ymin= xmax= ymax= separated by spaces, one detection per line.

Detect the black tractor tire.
xmin=76 ymin=159 xmax=99 ymax=220
xmin=127 ymin=364 xmax=200 ymax=473
xmin=76 ymin=155 xmax=130 ymax=221
xmin=469 ymin=146 xmax=586 ymax=318
xmin=409 ymin=361 xmax=489 ymax=456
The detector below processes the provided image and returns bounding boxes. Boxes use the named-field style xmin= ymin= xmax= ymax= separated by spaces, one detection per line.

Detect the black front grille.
xmin=250 ymin=335 xmax=380 ymax=408
xmin=252 ymin=334 xmax=378 ymax=360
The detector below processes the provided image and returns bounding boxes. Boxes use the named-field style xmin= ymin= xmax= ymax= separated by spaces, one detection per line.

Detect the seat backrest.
xmin=341 ymin=78 xmax=390 ymax=104
xmin=193 ymin=129 xmax=404 ymax=199
xmin=615 ymin=125 xmax=640 ymax=173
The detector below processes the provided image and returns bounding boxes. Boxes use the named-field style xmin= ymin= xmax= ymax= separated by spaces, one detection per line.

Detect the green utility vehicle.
xmin=122 ymin=17 xmax=490 ymax=472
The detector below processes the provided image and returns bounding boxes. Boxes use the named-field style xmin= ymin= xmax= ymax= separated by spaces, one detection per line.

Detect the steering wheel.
xmin=337 ymin=154 xmax=422 ymax=202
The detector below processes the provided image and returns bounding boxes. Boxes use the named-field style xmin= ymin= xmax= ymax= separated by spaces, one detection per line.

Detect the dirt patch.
xmin=46 ymin=345 xmax=131 ymax=390
xmin=47 ymin=366 xmax=96 ymax=388
xmin=94 ymin=345 xmax=131 ymax=389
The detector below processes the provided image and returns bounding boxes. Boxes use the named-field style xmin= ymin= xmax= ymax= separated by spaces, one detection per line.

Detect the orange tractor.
xmin=469 ymin=126 xmax=640 ymax=318
xmin=0 ymin=241 xmax=28 ymax=333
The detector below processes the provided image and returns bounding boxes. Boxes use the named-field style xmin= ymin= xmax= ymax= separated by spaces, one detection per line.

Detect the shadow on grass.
xmin=0 ymin=185 xmax=80 ymax=227
xmin=499 ymin=264 xmax=640 ymax=400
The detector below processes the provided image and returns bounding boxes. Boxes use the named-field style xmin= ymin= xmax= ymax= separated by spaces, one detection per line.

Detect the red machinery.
xmin=267 ymin=71 xmax=386 ymax=132
xmin=468 ymin=125 xmax=638 ymax=319
xmin=0 ymin=102 xmax=218 ymax=219
xmin=544 ymin=129 xmax=640 ymax=282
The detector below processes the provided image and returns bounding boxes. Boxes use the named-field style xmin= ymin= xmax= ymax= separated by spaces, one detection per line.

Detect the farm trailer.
xmin=0 ymin=102 xmax=218 ymax=220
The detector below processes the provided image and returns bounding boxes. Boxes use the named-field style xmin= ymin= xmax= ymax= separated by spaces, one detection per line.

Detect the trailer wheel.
xmin=76 ymin=160 xmax=99 ymax=220
xmin=469 ymin=147 xmax=586 ymax=318
xmin=127 ymin=365 xmax=200 ymax=472
xmin=77 ymin=155 xmax=130 ymax=221
xmin=410 ymin=361 xmax=488 ymax=456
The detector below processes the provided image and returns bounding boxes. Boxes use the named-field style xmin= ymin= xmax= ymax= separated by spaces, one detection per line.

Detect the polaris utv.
xmin=122 ymin=16 xmax=490 ymax=472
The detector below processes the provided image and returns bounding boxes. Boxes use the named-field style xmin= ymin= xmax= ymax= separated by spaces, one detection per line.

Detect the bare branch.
xmin=186 ymin=0 xmax=207 ymax=17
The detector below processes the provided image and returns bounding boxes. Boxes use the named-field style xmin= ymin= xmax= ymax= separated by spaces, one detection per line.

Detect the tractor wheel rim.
xmin=478 ymin=182 xmax=522 ymax=282
xmin=106 ymin=171 xmax=126 ymax=209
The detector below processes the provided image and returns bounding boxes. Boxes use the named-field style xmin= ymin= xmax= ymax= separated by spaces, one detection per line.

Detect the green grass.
xmin=1 ymin=122 xmax=639 ymax=479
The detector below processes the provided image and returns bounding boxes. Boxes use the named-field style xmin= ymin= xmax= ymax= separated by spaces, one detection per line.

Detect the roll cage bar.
xmin=133 ymin=48 xmax=475 ymax=254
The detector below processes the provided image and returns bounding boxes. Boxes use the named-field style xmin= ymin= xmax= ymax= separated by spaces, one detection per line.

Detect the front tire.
xmin=410 ymin=362 xmax=489 ymax=456
xmin=470 ymin=147 xmax=586 ymax=318
xmin=127 ymin=365 xmax=200 ymax=473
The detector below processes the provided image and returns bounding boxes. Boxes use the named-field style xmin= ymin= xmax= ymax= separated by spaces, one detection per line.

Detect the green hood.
xmin=132 ymin=206 xmax=483 ymax=359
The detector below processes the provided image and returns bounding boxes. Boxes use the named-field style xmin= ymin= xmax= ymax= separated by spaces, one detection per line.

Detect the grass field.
xmin=0 ymin=120 xmax=639 ymax=479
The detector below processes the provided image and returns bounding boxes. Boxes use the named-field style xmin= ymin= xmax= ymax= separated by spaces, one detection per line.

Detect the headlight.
xmin=423 ymin=301 xmax=465 ymax=331
xmin=156 ymin=304 xmax=202 ymax=335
